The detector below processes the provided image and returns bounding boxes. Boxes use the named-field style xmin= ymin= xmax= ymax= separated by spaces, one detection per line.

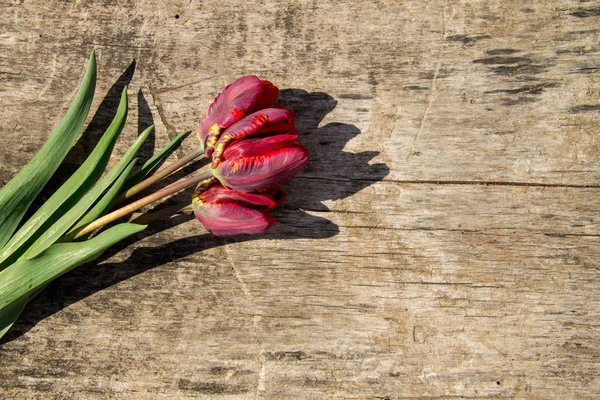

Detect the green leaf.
xmin=0 ymin=297 xmax=27 ymax=340
xmin=0 ymin=223 xmax=146 ymax=339
xmin=0 ymin=284 xmax=48 ymax=340
xmin=26 ymin=159 xmax=137 ymax=256
xmin=62 ymin=125 xmax=154 ymax=242
xmin=63 ymin=159 xmax=137 ymax=242
xmin=69 ymin=125 xmax=155 ymax=238
xmin=126 ymin=130 xmax=191 ymax=186
xmin=0 ymin=51 xmax=97 ymax=250
xmin=22 ymin=126 xmax=155 ymax=259
xmin=0 ymin=86 xmax=129 ymax=269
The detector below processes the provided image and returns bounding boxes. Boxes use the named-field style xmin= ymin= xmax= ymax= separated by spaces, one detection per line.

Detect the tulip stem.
xmin=130 ymin=203 xmax=192 ymax=225
xmin=73 ymin=169 xmax=213 ymax=239
xmin=116 ymin=149 xmax=204 ymax=203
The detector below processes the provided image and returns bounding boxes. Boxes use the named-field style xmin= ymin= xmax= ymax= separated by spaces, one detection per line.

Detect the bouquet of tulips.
xmin=0 ymin=52 xmax=308 ymax=339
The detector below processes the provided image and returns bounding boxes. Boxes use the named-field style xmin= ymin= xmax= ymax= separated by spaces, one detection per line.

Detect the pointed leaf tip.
xmin=0 ymin=48 xmax=97 ymax=252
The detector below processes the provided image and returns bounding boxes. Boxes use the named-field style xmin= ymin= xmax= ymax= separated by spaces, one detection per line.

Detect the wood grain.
xmin=0 ymin=0 xmax=599 ymax=398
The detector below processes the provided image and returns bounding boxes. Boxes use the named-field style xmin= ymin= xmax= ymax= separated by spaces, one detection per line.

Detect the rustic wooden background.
xmin=1 ymin=0 xmax=599 ymax=398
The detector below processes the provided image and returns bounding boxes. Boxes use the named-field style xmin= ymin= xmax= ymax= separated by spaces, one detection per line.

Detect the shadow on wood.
xmin=135 ymin=89 xmax=156 ymax=166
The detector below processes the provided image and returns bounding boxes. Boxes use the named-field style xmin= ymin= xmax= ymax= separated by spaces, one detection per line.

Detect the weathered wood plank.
xmin=0 ymin=0 xmax=599 ymax=399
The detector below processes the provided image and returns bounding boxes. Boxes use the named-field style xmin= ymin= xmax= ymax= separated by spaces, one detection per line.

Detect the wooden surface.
xmin=1 ymin=0 xmax=599 ymax=398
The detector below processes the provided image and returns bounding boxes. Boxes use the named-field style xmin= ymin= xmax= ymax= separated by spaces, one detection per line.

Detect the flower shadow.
xmin=1 ymin=88 xmax=389 ymax=343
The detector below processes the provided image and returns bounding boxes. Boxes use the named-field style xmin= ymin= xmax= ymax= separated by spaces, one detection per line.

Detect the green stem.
xmin=116 ymin=149 xmax=204 ymax=203
xmin=73 ymin=169 xmax=213 ymax=239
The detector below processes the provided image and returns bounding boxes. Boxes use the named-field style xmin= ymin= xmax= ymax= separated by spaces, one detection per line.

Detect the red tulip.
xmin=212 ymin=134 xmax=309 ymax=193
xmin=196 ymin=76 xmax=278 ymax=156
xmin=192 ymin=182 xmax=284 ymax=236
xmin=211 ymin=107 xmax=296 ymax=167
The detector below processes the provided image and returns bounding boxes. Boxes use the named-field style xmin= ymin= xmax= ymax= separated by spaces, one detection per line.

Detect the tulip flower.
xmin=196 ymin=75 xmax=278 ymax=156
xmin=192 ymin=180 xmax=285 ymax=236
xmin=211 ymin=107 xmax=297 ymax=167
xmin=212 ymin=134 xmax=309 ymax=193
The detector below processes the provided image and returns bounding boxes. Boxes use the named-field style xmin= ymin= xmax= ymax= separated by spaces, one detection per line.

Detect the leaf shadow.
xmin=135 ymin=89 xmax=156 ymax=165
xmin=1 ymin=88 xmax=389 ymax=343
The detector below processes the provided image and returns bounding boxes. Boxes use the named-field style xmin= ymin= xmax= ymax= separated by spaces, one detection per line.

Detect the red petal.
xmin=221 ymin=134 xmax=300 ymax=161
xmin=214 ymin=143 xmax=309 ymax=192
xmin=197 ymin=76 xmax=279 ymax=153
xmin=193 ymin=201 xmax=275 ymax=236
xmin=212 ymin=108 xmax=297 ymax=165
xmin=200 ymin=185 xmax=276 ymax=208
xmin=255 ymin=124 xmax=297 ymax=137
xmin=220 ymin=108 xmax=295 ymax=141
xmin=253 ymin=80 xmax=279 ymax=112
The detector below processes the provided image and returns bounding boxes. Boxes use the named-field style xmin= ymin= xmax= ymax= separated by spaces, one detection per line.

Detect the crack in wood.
xmin=297 ymin=176 xmax=600 ymax=189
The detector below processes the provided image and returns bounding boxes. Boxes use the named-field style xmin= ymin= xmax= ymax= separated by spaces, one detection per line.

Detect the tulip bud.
xmin=196 ymin=76 xmax=278 ymax=156
xmin=211 ymin=107 xmax=296 ymax=167
xmin=212 ymin=134 xmax=309 ymax=193
xmin=192 ymin=181 xmax=282 ymax=236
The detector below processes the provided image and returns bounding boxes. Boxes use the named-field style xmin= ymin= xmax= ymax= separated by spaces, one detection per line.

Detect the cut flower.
xmin=192 ymin=180 xmax=285 ymax=236
xmin=212 ymin=134 xmax=309 ymax=193
xmin=196 ymin=75 xmax=278 ymax=156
